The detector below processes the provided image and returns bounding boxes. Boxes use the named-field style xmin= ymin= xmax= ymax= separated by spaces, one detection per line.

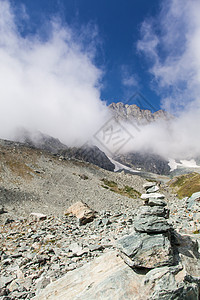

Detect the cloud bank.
xmin=132 ymin=0 xmax=200 ymax=159
xmin=0 ymin=0 xmax=200 ymax=162
xmin=0 ymin=0 xmax=109 ymax=146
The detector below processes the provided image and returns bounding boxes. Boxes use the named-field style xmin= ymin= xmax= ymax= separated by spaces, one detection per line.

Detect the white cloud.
xmin=0 ymin=0 xmax=110 ymax=146
xmin=122 ymin=75 xmax=138 ymax=88
xmin=132 ymin=0 xmax=200 ymax=159
xmin=121 ymin=65 xmax=139 ymax=91
xmin=137 ymin=0 xmax=200 ymax=111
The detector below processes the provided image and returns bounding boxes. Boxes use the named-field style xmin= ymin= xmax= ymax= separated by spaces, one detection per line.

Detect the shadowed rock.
xmin=117 ymin=232 xmax=173 ymax=269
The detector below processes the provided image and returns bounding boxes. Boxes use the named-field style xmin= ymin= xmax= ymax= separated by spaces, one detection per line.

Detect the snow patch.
xmin=168 ymin=158 xmax=200 ymax=171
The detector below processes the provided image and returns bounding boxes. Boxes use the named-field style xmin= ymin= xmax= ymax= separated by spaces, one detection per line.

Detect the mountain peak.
xmin=109 ymin=102 xmax=172 ymax=125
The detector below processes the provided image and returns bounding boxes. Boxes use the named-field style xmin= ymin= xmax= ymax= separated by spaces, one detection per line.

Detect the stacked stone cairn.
xmin=117 ymin=182 xmax=174 ymax=269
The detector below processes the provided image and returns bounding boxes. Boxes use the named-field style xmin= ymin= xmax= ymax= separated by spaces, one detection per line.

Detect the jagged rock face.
xmin=109 ymin=103 xmax=172 ymax=176
xmin=114 ymin=152 xmax=170 ymax=175
xmin=60 ymin=145 xmax=115 ymax=171
xmin=109 ymin=102 xmax=172 ymax=125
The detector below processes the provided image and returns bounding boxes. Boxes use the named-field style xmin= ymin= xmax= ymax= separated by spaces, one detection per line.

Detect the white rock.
xmin=141 ymin=193 xmax=165 ymax=200
xmin=30 ymin=213 xmax=47 ymax=221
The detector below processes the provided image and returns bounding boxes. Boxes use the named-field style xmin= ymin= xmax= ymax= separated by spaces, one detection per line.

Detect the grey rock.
xmin=134 ymin=216 xmax=171 ymax=233
xmin=89 ymin=244 xmax=104 ymax=252
xmin=139 ymin=206 xmax=169 ymax=219
xmin=30 ymin=213 xmax=47 ymax=221
xmin=0 ymin=275 xmax=16 ymax=289
xmin=147 ymin=198 xmax=167 ymax=207
xmin=144 ymin=265 xmax=199 ymax=300
xmin=102 ymin=217 xmax=111 ymax=226
xmin=94 ymin=219 xmax=102 ymax=227
xmin=35 ymin=276 xmax=51 ymax=294
xmin=68 ymin=243 xmax=88 ymax=257
xmin=4 ymin=218 xmax=15 ymax=225
xmin=8 ymin=278 xmax=32 ymax=292
xmin=187 ymin=192 xmax=200 ymax=209
xmin=0 ymin=206 xmax=7 ymax=214
xmin=116 ymin=232 xmax=173 ymax=268
xmin=32 ymin=249 xmax=200 ymax=300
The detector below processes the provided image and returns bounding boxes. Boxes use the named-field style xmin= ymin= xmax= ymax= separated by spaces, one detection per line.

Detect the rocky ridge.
xmin=109 ymin=102 xmax=172 ymax=125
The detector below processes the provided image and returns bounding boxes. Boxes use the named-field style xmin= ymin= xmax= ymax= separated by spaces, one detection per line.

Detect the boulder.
xmin=144 ymin=265 xmax=199 ymax=299
xmin=28 ymin=247 xmax=200 ymax=300
xmin=32 ymin=251 xmax=144 ymax=300
xmin=65 ymin=201 xmax=95 ymax=225
xmin=117 ymin=232 xmax=173 ymax=268
xmin=187 ymin=191 xmax=200 ymax=209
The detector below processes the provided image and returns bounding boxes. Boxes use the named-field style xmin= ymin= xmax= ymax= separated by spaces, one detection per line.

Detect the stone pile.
xmin=32 ymin=184 xmax=200 ymax=300
xmin=117 ymin=182 xmax=174 ymax=269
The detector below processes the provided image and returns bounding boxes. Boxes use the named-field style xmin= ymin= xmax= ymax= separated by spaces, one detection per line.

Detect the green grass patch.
xmin=169 ymin=172 xmax=200 ymax=198
xmin=101 ymin=178 xmax=141 ymax=199
xmin=101 ymin=178 xmax=118 ymax=188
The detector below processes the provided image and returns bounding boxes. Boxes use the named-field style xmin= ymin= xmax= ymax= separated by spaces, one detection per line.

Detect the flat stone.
xmin=139 ymin=206 xmax=169 ymax=219
xmin=147 ymin=198 xmax=167 ymax=207
xmin=134 ymin=216 xmax=171 ymax=233
xmin=116 ymin=232 xmax=173 ymax=268
xmin=68 ymin=242 xmax=88 ymax=256
xmin=141 ymin=193 xmax=165 ymax=200
xmin=146 ymin=186 xmax=159 ymax=193
xmin=143 ymin=182 xmax=156 ymax=189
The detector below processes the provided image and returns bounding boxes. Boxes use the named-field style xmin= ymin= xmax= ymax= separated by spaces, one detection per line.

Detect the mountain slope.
xmin=114 ymin=152 xmax=170 ymax=175
xmin=14 ymin=130 xmax=115 ymax=172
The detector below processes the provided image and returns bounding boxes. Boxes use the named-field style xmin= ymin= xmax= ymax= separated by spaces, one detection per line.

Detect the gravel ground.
xmin=1 ymin=140 xmax=200 ymax=299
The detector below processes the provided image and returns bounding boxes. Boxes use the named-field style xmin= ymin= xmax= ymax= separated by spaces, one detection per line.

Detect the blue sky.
xmin=11 ymin=0 xmax=161 ymax=110
xmin=1 ymin=0 xmax=200 ymax=158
